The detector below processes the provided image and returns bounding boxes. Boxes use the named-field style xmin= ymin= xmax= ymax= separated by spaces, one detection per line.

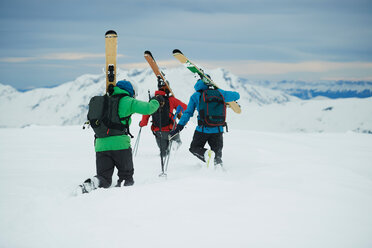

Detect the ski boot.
xmin=76 ymin=177 xmax=99 ymax=195
xmin=204 ymin=149 xmax=215 ymax=168
xmin=124 ymin=177 xmax=135 ymax=186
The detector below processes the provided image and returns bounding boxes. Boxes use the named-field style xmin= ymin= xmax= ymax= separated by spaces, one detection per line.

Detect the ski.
xmin=172 ymin=49 xmax=241 ymax=114
xmin=105 ymin=30 xmax=118 ymax=93
xmin=144 ymin=50 xmax=175 ymax=97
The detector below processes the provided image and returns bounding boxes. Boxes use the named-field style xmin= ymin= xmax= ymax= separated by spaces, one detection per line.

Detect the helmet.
xmin=116 ymin=80 xmax=138 ymax=97
xmin=157 ymin=77 xmax=168 ymax=90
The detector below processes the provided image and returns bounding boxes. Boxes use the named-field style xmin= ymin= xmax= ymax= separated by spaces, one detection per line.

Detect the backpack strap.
xmin=104 ymin=93 xmax=135 ymax=138
xmin=119 ymin=115 xmax=134 ymax=138
xmin=115 ymin=93 xmax=134 ymax=138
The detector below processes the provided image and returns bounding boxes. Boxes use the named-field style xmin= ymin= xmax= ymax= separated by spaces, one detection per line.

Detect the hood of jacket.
xmin=113 ymin=86 xmax=131 ymax=96
xmin=194 ymin=79 xmax=209 ymax=92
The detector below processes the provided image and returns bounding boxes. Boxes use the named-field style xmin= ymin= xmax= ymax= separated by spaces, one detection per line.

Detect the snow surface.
xmin=1 ymin=114 xmax=372 ymax=247
xmin=1 ymin=67 xmax=372 ymax=247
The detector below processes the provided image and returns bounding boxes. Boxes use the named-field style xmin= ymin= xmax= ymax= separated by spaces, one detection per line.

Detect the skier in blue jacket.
xmin=169 ymin=78 xmax=240 ymax=166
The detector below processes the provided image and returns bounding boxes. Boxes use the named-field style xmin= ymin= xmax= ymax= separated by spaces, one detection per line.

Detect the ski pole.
xmin=158 ymin=105 xmax=167 ymax=177
xmin=133 ymin=127 xmax=142 ymax=157
xmin=164 ymin=106 xmax=183 ymax=172
xmin=133 ymin=90 xmax=149 ymax=157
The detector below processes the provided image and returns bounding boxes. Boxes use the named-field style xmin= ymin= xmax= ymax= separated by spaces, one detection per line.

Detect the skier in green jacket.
xmin=78 ymin=80 xmax=162 ymax=194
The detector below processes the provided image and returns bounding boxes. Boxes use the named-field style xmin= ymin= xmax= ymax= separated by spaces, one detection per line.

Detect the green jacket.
xmin=95 ymin=86 xmax=159 ymax=152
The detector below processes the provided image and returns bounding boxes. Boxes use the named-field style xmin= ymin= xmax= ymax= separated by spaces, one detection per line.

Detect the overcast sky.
xmin=1 ymin=0 xmax=372 ymax=89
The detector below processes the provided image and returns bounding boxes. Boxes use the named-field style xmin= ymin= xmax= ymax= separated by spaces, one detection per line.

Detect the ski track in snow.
xmin=0 ymin=120 xmax=372 ymax=248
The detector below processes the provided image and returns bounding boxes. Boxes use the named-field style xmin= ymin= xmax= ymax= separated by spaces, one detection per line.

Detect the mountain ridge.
xmin=0 ymin=67 xmax=293 ymax=128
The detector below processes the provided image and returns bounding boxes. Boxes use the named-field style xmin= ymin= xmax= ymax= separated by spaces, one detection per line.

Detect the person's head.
xmin=194 ymin=74 xmax=213 ymax=91
xmin=157 ymin=77 xmax=170 ymax=94
xmin=194 ymin=79 xmax=209 ymax=92
xmin=116 ymin=80 xmax=138 ymax=98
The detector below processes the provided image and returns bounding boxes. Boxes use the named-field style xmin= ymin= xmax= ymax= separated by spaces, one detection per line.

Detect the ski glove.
xmin=169 ymin=124 xmax=184 ymax=140
xmin=151 ymin=95 xmax=165 ymax=106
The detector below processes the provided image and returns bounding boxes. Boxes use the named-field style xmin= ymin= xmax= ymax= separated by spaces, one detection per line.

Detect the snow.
xmin=1 ymin=113 xmax=372 ymax=247
xmin=1 ymin=68 xmax=372 ymax=247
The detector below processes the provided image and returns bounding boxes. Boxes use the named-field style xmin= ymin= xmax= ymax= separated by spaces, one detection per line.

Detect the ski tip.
xmin=172 ymin=49 xmax=183 ymax=55
xmin=144 ymin=50 xmax=153 ymax=57
xmin=105 ymin=30 xmax=117 ymax=36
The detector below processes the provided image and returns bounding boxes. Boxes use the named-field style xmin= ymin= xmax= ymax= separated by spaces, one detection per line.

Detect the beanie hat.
xmin=116 ymin=80 xmax=138 ymax=97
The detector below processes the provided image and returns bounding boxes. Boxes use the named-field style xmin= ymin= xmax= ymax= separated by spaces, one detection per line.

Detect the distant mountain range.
xmin=243 ymin=79 xmax=372 ymax=99
xmin=1 ymin=67 xmax=371 ymax=133
xmin=0 ymin=67 xmax=293 ymax=128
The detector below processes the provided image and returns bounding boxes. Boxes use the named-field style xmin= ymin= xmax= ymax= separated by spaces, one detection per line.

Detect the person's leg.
xmin=95 ymin=151 xmax=115 ymax=188
xmin=208 ymin=133 xmax=223 ymax=165
xmin=113 ymin=148 xmax=135 ymax=186
xmin=155 ymin=131 xmax=170 ymax=157
xmin=189 ymin=130 xmax=209 ymax=162
xmin=172 ymin=132 xmax=182 ymax=150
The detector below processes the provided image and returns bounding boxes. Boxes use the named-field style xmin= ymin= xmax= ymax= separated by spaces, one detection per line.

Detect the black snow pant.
xmin=95 ymin=148 xmax=134 ymax=188
xmin=154 ymin=131 xmax=181 ymax=157
xmin=189 ymin=130 xmax=223 ymax=164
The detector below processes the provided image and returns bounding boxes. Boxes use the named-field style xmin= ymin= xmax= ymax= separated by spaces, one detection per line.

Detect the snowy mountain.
xmin=243 ymin=79 xmax=372 ymax=99
xmin=0 ymin=67 xmax=293 ymax=128
xmin=1 ymin=67 xmax=372 ymax=133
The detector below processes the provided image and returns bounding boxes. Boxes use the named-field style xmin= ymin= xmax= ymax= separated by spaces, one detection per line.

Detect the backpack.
xmin=198 ymin=89 xmax=227 ymax=129
xmin=152 ymin=97 xmax=173 ymax=128
xmin=87 ymin=93 xmax=133 ymax=138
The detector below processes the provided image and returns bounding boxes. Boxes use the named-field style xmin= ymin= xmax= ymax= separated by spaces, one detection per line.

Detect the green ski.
xmin=172 ymin=49 xmax=241 ymax=114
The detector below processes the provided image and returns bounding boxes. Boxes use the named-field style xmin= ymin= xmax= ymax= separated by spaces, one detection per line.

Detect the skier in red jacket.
xmin=139 ymin=78 xmax=187 ymax=157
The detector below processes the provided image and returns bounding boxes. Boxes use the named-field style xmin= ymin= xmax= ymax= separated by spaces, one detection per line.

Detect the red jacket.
xmin=140 ymin=90 xmax=187 ymax=132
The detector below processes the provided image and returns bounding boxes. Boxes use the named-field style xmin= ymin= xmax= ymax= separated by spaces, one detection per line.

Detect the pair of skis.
xmin=145 ymin=49 xmax=241 ymax=114
xmin=172 ymin=49 xmax=241 ymax=114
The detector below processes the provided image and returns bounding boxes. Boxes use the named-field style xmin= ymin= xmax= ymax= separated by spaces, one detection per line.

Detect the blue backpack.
xmin=198 ymin=89 xmax=227 ymax=129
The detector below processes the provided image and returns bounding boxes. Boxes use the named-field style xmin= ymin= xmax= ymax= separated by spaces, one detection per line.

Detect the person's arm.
xmin=172 ymin=97 xmax=188 ymax=112
xmin=178 ymin=93 xmax=198 ymax=126
xmin=131 ymin=98 xmax=160 ymax=115
xmin=139 ymin=114 xmax=150 ymax=127
xmin=219 ymin=89 xmax=240 ymax=102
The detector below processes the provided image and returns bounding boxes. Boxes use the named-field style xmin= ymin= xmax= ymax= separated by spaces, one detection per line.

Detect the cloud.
xmin=41 ymin=53 xmax=105 ymax=60
xmin=125 ymin=58 xmax=372 ymax=81
xmin=200 ymin=60 xmax=372 ymax=76
xmin=119 ymin=60 xmax=179 ymax=69
xmin=0 ymin=53 xmax=125 ymax=63
xmin=0 ymin=57 xmax=35 ymax=63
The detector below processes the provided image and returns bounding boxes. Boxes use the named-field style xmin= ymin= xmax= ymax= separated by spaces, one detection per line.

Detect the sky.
xmin=0 ymin=0 xmax=372 ymax=89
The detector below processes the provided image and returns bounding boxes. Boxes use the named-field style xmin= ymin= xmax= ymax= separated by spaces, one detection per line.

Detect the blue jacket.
xmin=178 ymin=79 xmax=240 ymax=133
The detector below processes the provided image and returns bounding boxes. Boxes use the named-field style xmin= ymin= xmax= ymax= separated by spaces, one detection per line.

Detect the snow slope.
xmin=0 ymin=67 xmax=293 ymax=128
xmin=236 ymin=97 xmax=372 ymax=133
xmin=0 ymin=121 xmax=371 ymax=248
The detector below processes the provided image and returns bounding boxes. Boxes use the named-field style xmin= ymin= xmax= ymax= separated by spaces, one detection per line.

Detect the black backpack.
xmin=87 ymin=93 xmax=133 ymax=138
xmin=198 ymin=89 xmax=227 ymax=129
xmin=152 ymin=97 xmax=173 ymax=128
